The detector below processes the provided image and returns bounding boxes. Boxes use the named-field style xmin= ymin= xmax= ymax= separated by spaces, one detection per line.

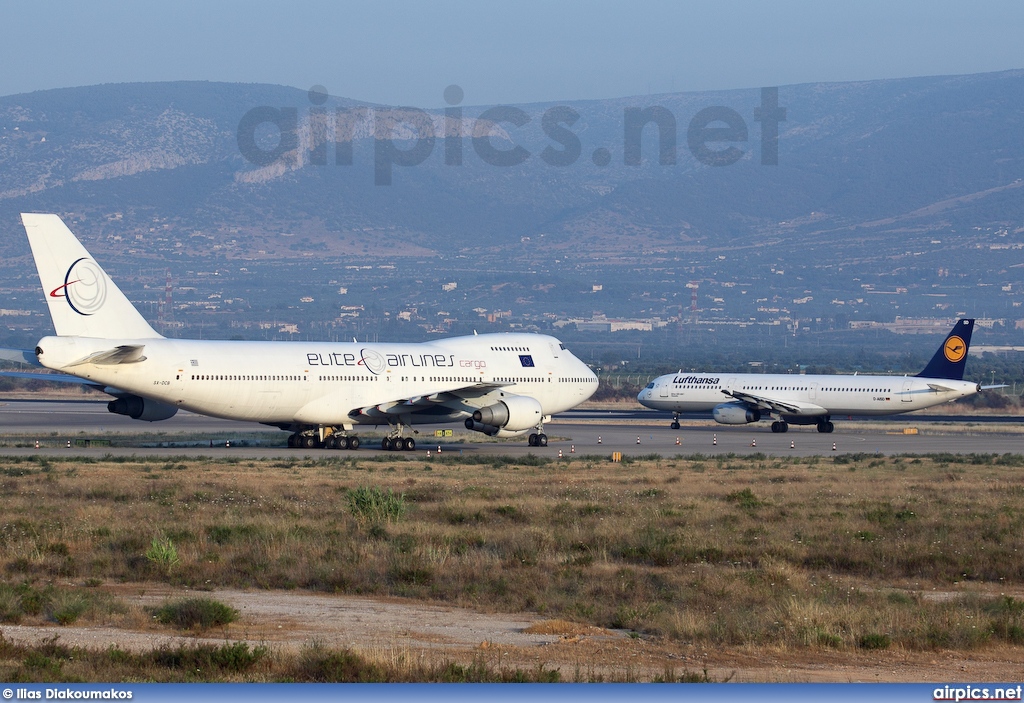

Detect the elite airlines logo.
xmin=944 ymin=335 xmax=966 ymax=363
xmin=358 ymin=348 xmax=385 ymax=374
xmin=49 ymin=258 xmax=107 ymax=316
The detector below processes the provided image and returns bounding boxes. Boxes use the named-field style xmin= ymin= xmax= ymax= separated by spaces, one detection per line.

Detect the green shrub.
xmin=858 ymin=632 xmax=891 ymax=650
xmin=49 ymin=591 xmax=89 ymax=625
xmin=292 ymin=641 xmax=386 ymax=682
xmin=347 ymin=486 xmax=406 ymax=523
xmin=145 ymin=536 xmax=180 ymax=569
xmin=151 ymin=597 xmax=237 ymax=629
xmin=148 ymin=642 xmax=266 ymax=672
xmin=0 ymin=583 xmax=22 ymax=622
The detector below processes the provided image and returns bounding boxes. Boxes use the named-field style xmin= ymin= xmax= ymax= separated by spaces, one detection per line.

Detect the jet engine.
xmin=469 ymin=395 xmax=543 ymax=432
xmin=107 ymin=395 xmax=179 ymax=422
xmin=712 ymin=402 xmax=761 ymax=425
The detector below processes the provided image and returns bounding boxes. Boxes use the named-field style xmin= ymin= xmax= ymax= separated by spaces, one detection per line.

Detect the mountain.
xmin=2 ymin=73 xmax=1024 ymax=347
xmin=1 ymin=72 xmax=1022 ymax=265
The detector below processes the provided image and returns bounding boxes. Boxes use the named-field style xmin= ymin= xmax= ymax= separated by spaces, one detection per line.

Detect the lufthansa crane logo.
xmin=943 ymin=335 xmax=966 ymax=363
xmin=49 ymin=258 xmax=107 ymax=316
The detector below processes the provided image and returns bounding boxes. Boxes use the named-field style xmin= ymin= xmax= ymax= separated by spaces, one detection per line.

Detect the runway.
xmin=0 ymin=399 xmax=1019 ymax=458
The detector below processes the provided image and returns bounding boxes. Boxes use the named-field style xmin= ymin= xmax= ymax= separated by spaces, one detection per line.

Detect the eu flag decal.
xmin=519 ymin=354 xmax=535 ymax=367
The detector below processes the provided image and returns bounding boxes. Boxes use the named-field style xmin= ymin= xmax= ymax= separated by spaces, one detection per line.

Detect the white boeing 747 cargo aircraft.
xmin=5 ymin=214 xmax=598 ymax=450
xmin=639 ymin=319 xmax=996 ymax=433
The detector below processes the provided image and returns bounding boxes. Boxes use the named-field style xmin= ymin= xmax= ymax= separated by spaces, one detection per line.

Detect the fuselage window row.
xmin=191 ymin=375 xmax=308 ymax=381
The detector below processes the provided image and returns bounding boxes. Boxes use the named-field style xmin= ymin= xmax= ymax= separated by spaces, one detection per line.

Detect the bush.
xmin=145 ymin=536 xmax=180 ymax=569
xmin=858 ymin=633 xmax=891 ymax=650
xmin=148 ymin=642 xmax=267 ymax=672
xmin=48 ymin=591 xmax=89 ymax=625
xmin=347 ymin=486 xmax=406 ymax=524
xmin=151 ymin=597 xmax=237 ymax=629
xmin=291 ymin=641 xmax=386 ymax=682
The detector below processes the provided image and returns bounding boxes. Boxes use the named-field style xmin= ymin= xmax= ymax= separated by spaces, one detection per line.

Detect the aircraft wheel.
xmin=287 ymin=433 xmax=298 ymax=448
xmin=781 ymin=422 xmax=789 ymax=433
xmin=324 ymin=435 xmax=338 ymax=449
xmin=382 ymin=438 xmax=392 ymax=451
xmin=771 ymin=421 xmax=782 ymax=433
xmin=671 ymin=421 xmax=681 ymax=430
xmin=302 ymin=435 xmax=319 ymax=449
xmin=348 ymin=436 xmax=360 ymax=450
xmin=826 ymin=421 xmax=835 ymax=433
xmin=404 ymin=437 xmax=416 ymax=451
xmin=528 ymin=433 xmax=538 ymax=446
xmin=537 ymin=433 xmax=548 ymax=447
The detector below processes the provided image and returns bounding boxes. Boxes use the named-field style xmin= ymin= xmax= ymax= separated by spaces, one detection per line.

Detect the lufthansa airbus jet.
xmin=638 ymin=319 xmax=996 ymax=432
xmin=3 ymin=214 xmax=598 ymax=450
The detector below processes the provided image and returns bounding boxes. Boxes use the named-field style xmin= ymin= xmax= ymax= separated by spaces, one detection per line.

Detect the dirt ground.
xmin=2 ymin=584 xmax=1022 ymax=682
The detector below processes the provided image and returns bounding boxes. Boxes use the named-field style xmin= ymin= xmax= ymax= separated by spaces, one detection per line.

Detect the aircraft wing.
xmin=293 ymin=380 xmax=518 ymax=424
xmin=722 ymin=389 xmax=828 ymax=417
xmin=353 ymin=381 xmax=513 ymax=418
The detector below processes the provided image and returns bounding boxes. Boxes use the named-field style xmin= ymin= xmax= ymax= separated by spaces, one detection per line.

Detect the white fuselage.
xmin=639 ymin=371 xmax=979 ymax=418
xmin=35 ymin=332 xmax=598 ymax=427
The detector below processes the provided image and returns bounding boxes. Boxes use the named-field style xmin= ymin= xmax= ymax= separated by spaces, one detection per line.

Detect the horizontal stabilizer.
xmin=67 ymin=345 xmax=147 ymax=367
xmin=0 ymin=370 xmax=106 ymax=390
xmin=0 ymin=347 xmax=42 ymax=367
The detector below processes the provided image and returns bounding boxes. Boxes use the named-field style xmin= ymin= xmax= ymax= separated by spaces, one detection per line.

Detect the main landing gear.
xmin=381 ymin=421 xmax=417 ymax=451
xmin=287 ymin=428 xmax=361 ymax=450
xmin=382 ymin=436 xmax=416 ymax=451
xmin=527 ymin=432 xmax=548 ymax=447
xmin=816 ymin=418 xmax=835 ymax=433
xmin=770 ymin=421 xmax=789 ymax=433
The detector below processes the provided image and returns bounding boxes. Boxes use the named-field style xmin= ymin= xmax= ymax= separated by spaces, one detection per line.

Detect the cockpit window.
xmin=645 ymin=382 xmax=655 ymax=389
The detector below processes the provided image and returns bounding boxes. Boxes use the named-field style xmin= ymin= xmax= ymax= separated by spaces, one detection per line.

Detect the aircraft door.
xmin=726 ymin=377 xmax=737 ymax=393
xmin=809 ymin=383 xmax=817 ymax=401
xmin=659 ymin=380 xmax=669 ymax=398
xmin=901 ymin=379 xmax=913 ymax=402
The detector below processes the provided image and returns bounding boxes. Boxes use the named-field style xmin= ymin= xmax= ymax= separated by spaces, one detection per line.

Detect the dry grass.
xmin=1 ymin=451 xmax=1024 ymax=662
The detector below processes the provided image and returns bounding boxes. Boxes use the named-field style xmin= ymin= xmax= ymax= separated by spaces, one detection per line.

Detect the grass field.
xmin=1 ymin=451 xmax=1023 ymax=681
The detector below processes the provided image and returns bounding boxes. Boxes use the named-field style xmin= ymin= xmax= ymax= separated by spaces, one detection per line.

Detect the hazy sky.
xmin=4 ymin=0 xmax=1023 ymax=106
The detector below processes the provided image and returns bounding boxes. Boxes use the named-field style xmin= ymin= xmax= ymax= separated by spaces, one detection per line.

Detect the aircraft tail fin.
xmin=21 ymin=214 xmax=162 ymax=339
xmin=917 ymin=318 xmax=974 ymax=380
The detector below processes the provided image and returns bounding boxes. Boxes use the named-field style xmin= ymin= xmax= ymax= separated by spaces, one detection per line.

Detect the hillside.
xmin=1 ymin=73 xmax=1022 ymax=263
